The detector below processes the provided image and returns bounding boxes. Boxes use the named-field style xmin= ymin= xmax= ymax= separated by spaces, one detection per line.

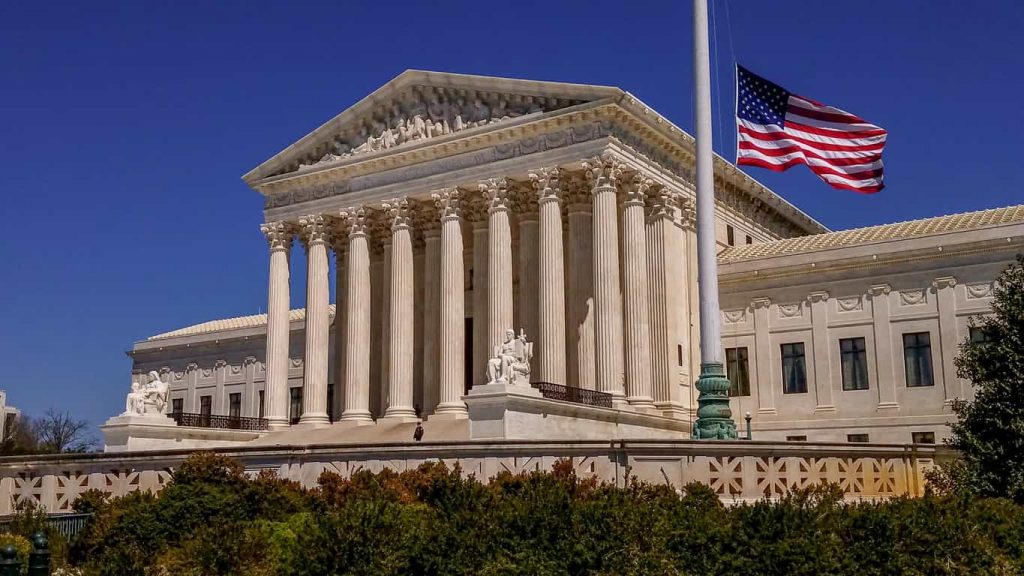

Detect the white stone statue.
xmin=486 ymin=329 xmax=533 ymax=387
xmin=122 ymin=371 xmax=169 ymax=416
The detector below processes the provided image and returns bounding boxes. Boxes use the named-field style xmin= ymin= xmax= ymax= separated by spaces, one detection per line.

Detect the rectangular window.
xmin=289 ymin=387 xmax=302 ymax=425
xmin=745 ymin=235 xmax=753 ymax=245
xmin=786 ymin=435 xmax=807 ymax=442
xmin=725 ymin=347 xmax=751 ymax=397
xmin=258 ymin=390 xmax=265 ymax=420
xmin=171 ymin=398 xmax=183 ymax=414
xmin=200 ymin=395 xmax=212 ymax=427
xmin=847 ymin=433 xmax=869 ymax=443
xmin=228 ymin=393 xmax=241 ymax=420
xmin=903 ymin=332 xmax=934 ymax=387
xmin=969 ymin=326 xmax=990 ymax=345
xmin=912 ymin=431 xmax=936 ymax=444
xmin=781 ymin=343 xmax=807 ymax=394
xmin=727 ymin=225 xmax=735 ymax=246
xmin=840 ymin=337 xmax=869 ymax=391
xmin=677 ymin=344 xmax=684 ymax=367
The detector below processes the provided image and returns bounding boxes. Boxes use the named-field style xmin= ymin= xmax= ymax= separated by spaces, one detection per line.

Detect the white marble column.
xmin=378 ymin=234 xmax=392 ymax=416
xmin=421 ymin=222 xmax=442 ymax=416
xmin=468 ymin=199 xmax=489 ymax=389
xmin=530 ymin=168 xmax=566 ymax=385
xmin=340 ymin=209 xmax=373 ymax=423
xmin=566 ymin=186 xmax=595 ymax=391
xmin=807 ymin=291 xmax=834 ymax=412
xmin=868 ymin=284 xmax=898 ymax=409
xmin=647 ymin=190 xmax=686 ymax=415
xmin=260 ymin=221 xmax=292 ymax=430
xmin=585 ymin=155 xmax=625 ymax=403
xmin=482 ymin=178 xmax=514 ymax=356
xmin=621 ymin=173 xmax=655 ymax=408
xmin=516 ymin=205 xmax=539 ymax=367
xmin=383 ymin=199 xmax=417 ymax=420
xmin=299 ymin=214 xmax=331 ymax=426
xmin=433 ymin=189 xmax=468 ymax=418
xmin=332 ymin=239 xmax=348 ymax=419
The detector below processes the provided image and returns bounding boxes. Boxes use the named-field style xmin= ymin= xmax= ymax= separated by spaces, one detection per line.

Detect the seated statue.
xmin=486 ymin=329 xmax=533 ymax=387
xmin=122 ymin=381 xmax=145 ymax=415
xmin=123 ymin=371 xmax=169 ymax=416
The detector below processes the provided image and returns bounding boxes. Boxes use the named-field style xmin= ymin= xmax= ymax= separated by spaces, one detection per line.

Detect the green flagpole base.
xmin=692 ymin=362 xmax=738 ymax=440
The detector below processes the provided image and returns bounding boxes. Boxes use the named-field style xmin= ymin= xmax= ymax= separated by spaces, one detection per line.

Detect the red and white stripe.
xmin=738 ymin=95 xmax=887 ymax=193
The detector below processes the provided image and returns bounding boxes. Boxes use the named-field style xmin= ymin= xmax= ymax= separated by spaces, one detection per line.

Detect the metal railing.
xmin=0 ymin=513 xmax=92 ymax=540
xmin=169 ymin=412 xmax=269 ymax=431
xmin=531 ymin=382 xmax=613 ymax=408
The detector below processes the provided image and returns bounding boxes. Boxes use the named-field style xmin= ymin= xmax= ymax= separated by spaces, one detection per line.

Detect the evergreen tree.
xmin=946 ymin=254 xmax=1024 ymax=502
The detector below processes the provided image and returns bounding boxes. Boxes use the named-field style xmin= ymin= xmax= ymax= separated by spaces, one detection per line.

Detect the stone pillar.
xmin=340 ymin=209 xmax=373 ymax=423
xmin=933 ymin=276 xmax=960 ymax=403
xmin=260 ymin=221 xmax=292 ymax=430
xmin=621 ymin=172 xmax=655 ymax=409
xmin=868 ymin=284 xmax=898 ymax=410
xmin=433 ymin=189 xmax=468 ymax=418
xmin=382 ymin=199 xmax=417 ymax=420
xmin=332 ymin=238 xmax=347 ymax=419
xmin=646 ymin=189 xmax=684 ymax=415
xmin=530 ymin=167 xmax=566 ymax=385
xmin=807 ymin=291 xmax=834 ymax=412
xmin=482 ymin=178 xmax=514 ymax=362
xmin=515 ymin=195 xmax=540 ymax=370
xmin=469 ymin=201 xmax=489 ymax=389
xmin=566 ymin=180 xmax=595 ymax=391
xmin=750 ymin=297 xmax=774 ymax=414
xmin=378 ymin=232 xmax=392 ymax=416
xmin=421 ymin=219 xmax=442 ymax=416
xmin=585 ymin=154 xmax=625 ymax=402
xmin=299 ymin=214 xmax=331 ymax=426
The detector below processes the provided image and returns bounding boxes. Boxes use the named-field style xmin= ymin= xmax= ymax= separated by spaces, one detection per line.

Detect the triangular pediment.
xmin=243 ymin=70 xmax=624 ymax=183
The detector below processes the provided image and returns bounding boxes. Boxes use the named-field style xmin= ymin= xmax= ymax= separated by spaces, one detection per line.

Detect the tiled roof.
xmin=147 ymin=305 xmax=336 ymax=341
xmin=719 ymin=205 xmax=1024 ymax=263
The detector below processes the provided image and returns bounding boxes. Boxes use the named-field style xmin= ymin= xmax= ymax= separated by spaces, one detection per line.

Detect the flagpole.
xmin=692 ymin=0 xmax=738 ymax=440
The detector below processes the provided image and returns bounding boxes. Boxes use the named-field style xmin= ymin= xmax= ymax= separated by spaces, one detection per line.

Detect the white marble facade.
xmin=123 ymin=71 xmax=1024 ymax=447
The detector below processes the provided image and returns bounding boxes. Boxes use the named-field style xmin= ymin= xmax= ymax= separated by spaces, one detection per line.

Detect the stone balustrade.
xmin=0 ymin=440 xmax=946 ymax=513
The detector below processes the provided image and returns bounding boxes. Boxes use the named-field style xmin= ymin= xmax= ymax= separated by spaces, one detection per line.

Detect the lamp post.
xmin=691 ymin=0 xmax=738 ymax=440
xmin=745 ymin=412 xmax=752 ymax=440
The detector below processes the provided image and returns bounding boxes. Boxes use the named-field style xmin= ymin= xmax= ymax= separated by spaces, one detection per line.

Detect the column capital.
xmin=750 ymin=297 xmax=772 ymax=310
xmin=562 ymin=174 xmax=592 ymax=213
xmin=431 ymin=187 xmax=463 ymax=222
xmin=339 ymin=207 xmax=370 ymax=237
xmin=582 ymin=151 xmax=624 ymax=191
xmin=678 ymin=196 xmax=697 ymax=230
xmin=480 ymin=177 xmax=510 ymax=212
xmin=260 ymin=221 xmax=294 ymax=252
xmin=298 ymin=214 xmax=331 ymax=247
xmin=932 ymin=276 xmax=958 ymax=290
xmin=807 ymin=290 xmax=830 ymax=304
xmin=462 ymin=193 xmax=489 ymax=228
xmin=645 ymin=186 xmax=677 ymax=221
xmin=529 ymin=166 xmax=562 ymax=204
xmin=382 ymin=197 xmax=414 ymax=231
xmin=509 ymin=180 xmax=539 ymax=219
xmin=867 ymin=284 xmax=892 ymax=298
xmin=621 ymin=170 xmax=654 ymax=206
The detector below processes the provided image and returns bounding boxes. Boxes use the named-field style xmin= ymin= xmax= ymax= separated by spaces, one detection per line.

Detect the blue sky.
xmin=1 ymin=0 xmax=1021 ymax=429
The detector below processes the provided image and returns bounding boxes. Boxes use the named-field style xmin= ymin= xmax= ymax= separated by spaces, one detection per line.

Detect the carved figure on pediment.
xmin=470 ymin=98 xmax=490 ymax=127
xmin=486 ymin=329 xmax=533 ymax=387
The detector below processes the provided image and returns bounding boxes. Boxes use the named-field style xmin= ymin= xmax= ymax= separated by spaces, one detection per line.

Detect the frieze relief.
xmin=836 ymin=296 xmax=863 ymax=313
xmin=965 ymin=282 xmax=994 ymax=300
xmin=899 ymin=289 xmax=927 ymax=306
xmin=722 ymin=309 xmax=747 ymax=324
xmin=777 ymin=303 xmax=803 ymax=319
xmin=285 ymin=87 xmax=585 ymax=174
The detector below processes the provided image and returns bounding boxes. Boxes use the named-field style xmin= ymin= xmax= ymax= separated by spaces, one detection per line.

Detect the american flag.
xmin=736 ymin=65 xmax=888 ymax=193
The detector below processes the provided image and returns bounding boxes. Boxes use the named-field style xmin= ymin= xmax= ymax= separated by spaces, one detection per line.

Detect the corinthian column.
xmin=340 ymin=208 xmax=373 ymax=423
xmin=566 ymin=178 xmax=595 ymax=391
xmin=421 ymin=216 xmax=442 ymax=416
xmin=382 ymin=198 xmax=417 ymax=421
xmin=647 ymin=189 xmax=686 ymax=416
xmin=482 ymin=178 xmax=514 ymax=358
xmin=621 ymin=172 xmax=655 ymax=409
xmin=260 ymin=221 xmax=293 ymax=430
xmin=530 ymin=167 xmax=566 ymax=385
xmin=299 ymin=214 xmax=331 ymax=426
xmin=433 ymin=189 xmax=468 ymax=418
xmin=584 ymin=154 xmax=626 ymax=403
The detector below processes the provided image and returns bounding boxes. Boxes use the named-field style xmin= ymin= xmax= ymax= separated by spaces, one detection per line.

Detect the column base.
xmin=298 ymin=413 xmax=331 ymax=428
xmin=427 ymin=404 xmax=469 ymax=421
xmin=267 ymin=419 xmax=290 ymax=431
xmin=756 ymin=408 xmax=778 ymax=416
xmin=655 ymin=401 xmax=691 ymax=420
xmin=332 ymin=418 xmax=375 ymax=429
xmin=338 ymin=410 xmax=374 ymax=424
xmin=814 ymin=405 xmax=837 ymax=413
xmin=878 ymin=402 xmax=900 ymax=410
xmin=379 ymin=409 xmax=421 ymax=424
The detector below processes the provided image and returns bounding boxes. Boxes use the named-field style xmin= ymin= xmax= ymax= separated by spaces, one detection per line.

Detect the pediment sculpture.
xmin=486 ymin=329 xmax=533 ymax=387
xmin=123 ymin=371 xmax=170 ymax=417
xmin=295 ymin=88 xmax=583 ymax=170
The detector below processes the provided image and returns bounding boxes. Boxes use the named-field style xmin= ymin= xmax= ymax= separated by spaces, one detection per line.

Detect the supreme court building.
xmin=105 ymin=70 xmax=1024 ymax=451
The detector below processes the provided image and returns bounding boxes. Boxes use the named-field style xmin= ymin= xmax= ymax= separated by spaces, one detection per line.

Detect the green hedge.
xmin=69 ymin=453 xmax=1024 ymax=575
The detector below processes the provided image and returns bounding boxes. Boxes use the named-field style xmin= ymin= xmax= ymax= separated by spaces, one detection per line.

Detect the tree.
xmin=943 ymin=254 xmax=1024 ymax=502
xmin=32 ymin=408 xmax=96 ymax=453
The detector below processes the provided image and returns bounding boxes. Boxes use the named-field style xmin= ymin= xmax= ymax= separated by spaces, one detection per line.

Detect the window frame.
xmin=228 ymin=392 xmax=242 ymax=420
xmin=725 ymin=346 xmax=751 ymax=397
xmin=840 ymin=337 xmax=870 ymax=391
xmin=903 ymin=332 xmax=934 ymax=388
xmin=289 ymin=387 xmax=302 ymax=425
xmin=781 ymin=342 xmax=808 ymax=394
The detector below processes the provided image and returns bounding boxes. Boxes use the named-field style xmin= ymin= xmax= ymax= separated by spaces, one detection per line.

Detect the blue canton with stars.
xmin=737 ymin=65 xmax=790 ymax=127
